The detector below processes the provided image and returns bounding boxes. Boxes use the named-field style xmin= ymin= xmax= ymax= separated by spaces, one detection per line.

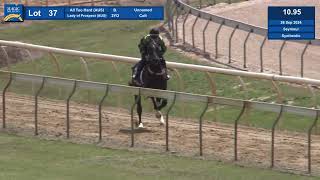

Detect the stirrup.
xmin=132 ymin=79 xmax=142 ymax=86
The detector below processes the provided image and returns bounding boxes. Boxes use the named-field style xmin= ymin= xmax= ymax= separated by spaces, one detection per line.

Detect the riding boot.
xmin=164 ymin=69 xmax=170 ymax=80
xmin=132 ymin=66 xmax=138 ymax=79
xmin=166 ymin=70 xmax=170 ymax=80
xmin=161 ymin=60 xmax=170 ymax=80
xmin=132 ymin=61 xmax=143 ymax=79
xmin=132 ymin=59 xmax=147 ymax=86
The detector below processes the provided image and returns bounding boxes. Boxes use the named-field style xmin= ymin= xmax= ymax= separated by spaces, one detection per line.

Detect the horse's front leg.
xmin=135 ymin=95 xmax=143 ymax=128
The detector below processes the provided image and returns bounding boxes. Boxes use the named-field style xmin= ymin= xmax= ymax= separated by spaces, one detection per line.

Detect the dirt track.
xmin=176 ymin=0 xmax=320 ymax=79
xmin=2 ymin=92 xmax=320 ymax=174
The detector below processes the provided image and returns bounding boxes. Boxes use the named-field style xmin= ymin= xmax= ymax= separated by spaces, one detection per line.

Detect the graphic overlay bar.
xmin=268 ymin=6 xmax=315 ymax=40
xmin=3 ymin=4 xmax=164 ymax=21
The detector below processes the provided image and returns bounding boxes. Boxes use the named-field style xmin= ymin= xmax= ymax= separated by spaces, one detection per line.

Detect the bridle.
xmin=145 ymin=38 xmax=166 ymax=76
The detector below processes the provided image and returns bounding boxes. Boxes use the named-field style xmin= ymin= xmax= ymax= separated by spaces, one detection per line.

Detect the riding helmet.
xmin=149 ymin=28 xmax=160 ymax=36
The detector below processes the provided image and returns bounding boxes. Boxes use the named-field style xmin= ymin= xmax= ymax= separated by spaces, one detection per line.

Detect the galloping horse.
xmin=129 ymin=39 xmax=168 ymax=128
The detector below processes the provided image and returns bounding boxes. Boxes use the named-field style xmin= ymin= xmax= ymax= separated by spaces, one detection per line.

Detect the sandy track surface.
xmin=175 ymin=0 xmax=320 ymax=79
xmin=2 ymin=92 xmax=320 ymax=174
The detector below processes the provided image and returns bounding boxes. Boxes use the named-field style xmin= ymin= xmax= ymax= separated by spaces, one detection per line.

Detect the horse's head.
xmin=146 ymin=37 xmax=162 ymax=61
xmin=145 ymin=38 xmax=166 ymax=76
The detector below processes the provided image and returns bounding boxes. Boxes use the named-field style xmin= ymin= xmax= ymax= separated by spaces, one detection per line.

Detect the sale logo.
xmin=4 ymin=4 xmax=24 ymax=22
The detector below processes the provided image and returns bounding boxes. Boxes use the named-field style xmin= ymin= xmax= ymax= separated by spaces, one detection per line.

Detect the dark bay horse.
xmin=129 ymin=39 xmax=168 ymax=128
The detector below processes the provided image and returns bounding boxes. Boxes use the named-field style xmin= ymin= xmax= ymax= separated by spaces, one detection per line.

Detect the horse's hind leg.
xmin=151 ymin=97 xmax=165 ymax=125
xmin=136 ymin=95 xmax=143 ymax=128
xmin=156 ymin=98 xmax=167 ymax=110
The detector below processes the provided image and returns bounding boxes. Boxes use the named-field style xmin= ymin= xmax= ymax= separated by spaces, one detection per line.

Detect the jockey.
xmin=132 ymin=28 xmax=169 ymax=81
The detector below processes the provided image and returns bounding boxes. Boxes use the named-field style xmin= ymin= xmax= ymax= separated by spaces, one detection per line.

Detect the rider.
xmin=132 ymin=28 xmax=169 ymax=83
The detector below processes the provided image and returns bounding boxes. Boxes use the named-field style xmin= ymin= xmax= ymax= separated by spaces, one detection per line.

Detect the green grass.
xmin=0 ymin=132 xmax=317 ymax=180
xmin=0 ymin=20 xmax=319 ymax=133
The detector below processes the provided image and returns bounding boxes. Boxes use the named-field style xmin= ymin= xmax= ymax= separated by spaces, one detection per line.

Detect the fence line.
xmin=1 ymin=70 xmax=319 ymax=173
xmin=172 ymin=0 xmax=320 ymax=45
xmin=1 ymin=40 xmax=320 ymax=87
xmin=166 ymin=0 xmax=320 ymax=77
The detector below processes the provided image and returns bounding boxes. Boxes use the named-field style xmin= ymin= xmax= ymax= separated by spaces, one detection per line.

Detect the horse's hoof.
xmin=156 ymin=111 xmax=165 ymax=125
xmin=138 ymin=123 xmax=144 ymax=128
xmin=155 ymin=111 xmax=162 ymax=119
xmin=159 ymin=116 xmax=165 ymax=125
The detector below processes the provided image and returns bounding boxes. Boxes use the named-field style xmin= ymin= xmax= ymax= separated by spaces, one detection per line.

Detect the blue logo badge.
xmin=4 ymin=4 xmax=24 ymax=22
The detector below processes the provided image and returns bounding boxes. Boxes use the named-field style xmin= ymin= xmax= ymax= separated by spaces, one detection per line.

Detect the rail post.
xmin=175 ymin=8 xmax=182 ymax=42
xmin=171 ymin=68 xmax=185 ymax=116
xmin=199 ymin=97 xmax=211 ymax=156
xmin=271 ymin=80 xmax=284 ymax=103
xmin=243 ymin=30 xmax=252 ymax=68
xmin=80 ymin=57 xmax=91 ymax=81
xmin=66 ymin=80 xmax=77 ymax=139
xmin=307 ymin=110 xmax=319 ymax=174
xmin=215 ymin=21 xmax=224 ymax=59
xmin=166 ymin=92 xmax=177 ymax=152
xmin=306 ymin=85 xmax=318 ymax=108
xmin=205 ymin=72 xmax=217 ymax=96
xmin=130 ymin=88 xmax=141 ymax=147
xmin=48 ymin=53 xmax=62 ymax=97
xmin=228 ymin=25 xmax=238 ymax=64
xmin=0 ymin=46 xmax=11 ymax=70
xmin=166 ymin=0 xmax=174 ymax=32
xmin=34 ymin=77 xmax=45 ymax=136
xmin=2 ymin=73 xmax=12 ymax=129
xmin=110 ymin=62 xmax=123 ymax=108
xmin=199 ymin=0 xmax=202 ymax=9
xmin=182 ymin=11 xmax=191 ymax=45
xmin=165 ymin=0 xmax=170 ymax=24
xmin=24 ymin=49 xmax=38 ymax=93
xmin=205 ymin=72 xmax=217 ymax=121
xmin=259 ymin=36 xmax=267 ymax=72
xmin=300 ymin=41 xmax=311 ymax=77
xmin=192 ymin=14 xmax=200 ymax=48
xmin=48 ymin=53 xmax=62 ymax=76
xmin=202 ymin=18 xmax=211 ymax=53
xmin=98 ymin=84 xmax=109 ymax=142
xmin=234 ymin=101 xmax=248 ymax=161
xmin=79 ymin=57 xmax=91 ymax=103
xmin=170 ymin=6 xmax=178 ymax=38
xmin=270 ymin=105 xmax=284 ymax=168
xmin=236 ymin=76 xmax=249 ymax=103
xmin=279 ymin=41 xmax=286 ymax=75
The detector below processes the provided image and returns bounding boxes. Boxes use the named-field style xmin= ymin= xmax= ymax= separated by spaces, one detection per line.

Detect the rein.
xmin=147 ymin=65 xmax=165 ymax=76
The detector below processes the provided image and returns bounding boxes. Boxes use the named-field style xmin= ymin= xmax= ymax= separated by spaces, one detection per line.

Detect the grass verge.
xmin=0 ymin=132 xmax=317 ymax=180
